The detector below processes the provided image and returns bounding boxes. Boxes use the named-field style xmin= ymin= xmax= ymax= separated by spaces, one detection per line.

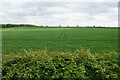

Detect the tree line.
xmin=0 ymin=24 xmax=39 ymax=28
xmin=0 ymin=24 xmax=116 ymax=28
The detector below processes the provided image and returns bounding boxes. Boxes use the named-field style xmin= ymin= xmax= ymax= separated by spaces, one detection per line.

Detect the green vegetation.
xmin=2 ymin=49 xmax=119 ymax=79
xmin=2 ymin=26 xmax=119 ymax=79
xmin=0 ymin=24 xmax=39 ymax=28
xmin=2 ymin=27 xmax=118 ymax=54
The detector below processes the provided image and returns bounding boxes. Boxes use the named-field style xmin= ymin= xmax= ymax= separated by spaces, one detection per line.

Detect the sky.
xmin=0 ymin=0 xmax=119 ymax=27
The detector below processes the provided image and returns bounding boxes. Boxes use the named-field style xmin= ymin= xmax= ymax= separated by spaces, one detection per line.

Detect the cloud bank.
xmin=0 ymin=2 xmax=118 ymax=27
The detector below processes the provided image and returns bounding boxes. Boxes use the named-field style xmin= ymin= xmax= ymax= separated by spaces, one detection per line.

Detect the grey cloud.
xmin=66 ymin=2 xmax=117 ymax=14
xmin=0 ymin=2 xmax=118 ymax=26
xmin=4 ymin=2 xmax=68 ymax=18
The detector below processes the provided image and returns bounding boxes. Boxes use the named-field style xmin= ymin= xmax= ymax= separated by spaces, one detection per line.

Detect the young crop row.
xmin=2 ymin=49 xmax=119 ymax=79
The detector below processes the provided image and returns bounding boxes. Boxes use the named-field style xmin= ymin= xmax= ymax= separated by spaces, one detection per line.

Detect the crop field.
xmin=2 ymin=27 xmax=119 ymax=79
xmin=2 ymin=27 xmax=118 ymax=54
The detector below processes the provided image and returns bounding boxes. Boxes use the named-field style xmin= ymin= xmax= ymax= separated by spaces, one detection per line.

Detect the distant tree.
xmin=59 ymin=25 xmax=61 ymax=27
xmin=77 ymin=25 xmax=79 ymax=27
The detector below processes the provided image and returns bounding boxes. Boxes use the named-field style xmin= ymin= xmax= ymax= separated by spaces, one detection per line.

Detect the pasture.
xmin=2 ymin=27 xmax=118 ymax=54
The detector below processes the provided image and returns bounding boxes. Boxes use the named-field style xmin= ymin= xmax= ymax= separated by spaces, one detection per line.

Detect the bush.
xmin=2 ymin=49 xmax=119 ymax=79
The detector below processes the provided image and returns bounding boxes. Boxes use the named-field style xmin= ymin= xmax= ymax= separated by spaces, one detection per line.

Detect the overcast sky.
xmin=0 ymin=1 xmax=118 ymax=27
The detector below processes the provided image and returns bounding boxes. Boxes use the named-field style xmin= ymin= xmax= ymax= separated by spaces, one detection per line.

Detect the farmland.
xmin=2 ymin=27 xmax=118 ymax=54
xmin=2 ymin=27 xmax=119 ymax=79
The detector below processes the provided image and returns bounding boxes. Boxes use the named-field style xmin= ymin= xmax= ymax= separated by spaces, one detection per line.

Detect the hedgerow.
xmin=2 ymin=49 xmax=119 ymax=79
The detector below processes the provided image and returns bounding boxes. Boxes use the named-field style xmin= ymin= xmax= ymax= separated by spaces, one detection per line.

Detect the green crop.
xmin=2 ymin=27 xmax=119 ymax=79
xmin=2 ymin=27 xmax=118 ymax=54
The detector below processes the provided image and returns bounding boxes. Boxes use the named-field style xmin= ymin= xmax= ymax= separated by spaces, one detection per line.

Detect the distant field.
xmin=2 ymin=27 xmax=118 ymax=54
